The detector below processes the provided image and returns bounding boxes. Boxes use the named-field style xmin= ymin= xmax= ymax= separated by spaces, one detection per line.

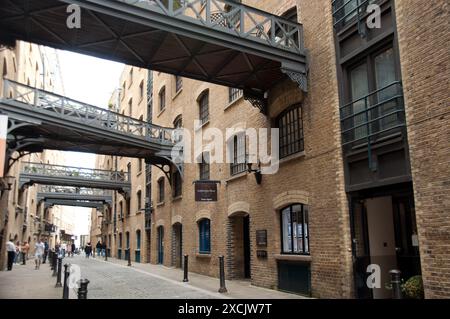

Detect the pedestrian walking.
xmin=71 ymin=242 xmax=76 ymax=257
xmin=85 ymin=243 xmax=92 ymax=258
xmin=21 ymin=241 xmax=30 ymax=265
xmin=6 ymin=239 xmax=16 ymax=271
xmin=34 ymin=239 xmax=45 ymax=270
xmin=66 ymin=242 xmax=71 ymax=257
xmin=14 ymin=241 xmax=21 ymax=264
xmin=96 ymin=241 xmax=101 ymax=257
xmin=61 ymin=242 xmax=67 ymax=258
xmin=42 ymin=240 xmax=49 ymax=264
xmin=102 ymin=242 xmax=107 ymax=257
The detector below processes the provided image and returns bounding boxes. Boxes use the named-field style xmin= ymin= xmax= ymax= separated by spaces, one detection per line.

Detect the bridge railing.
xmin=2 ymin=79 xmax=176 ymax=145
xmin=116 ymin=0 xmax=305 ymax=54
xmin=22 ymin=162 xmax=130 ymax=183
xmin=38 ymin=185 xmax=113 ymax=196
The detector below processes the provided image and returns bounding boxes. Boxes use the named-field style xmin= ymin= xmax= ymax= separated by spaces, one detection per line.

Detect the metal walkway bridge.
xmin=38 ymin=185 xmax=112 ymax=209
xmin=1 ymin=80 xmax=182 ymax=180
xmin=0 ymin=0 xmax=308 ymax=110
xmin=20 ymin=162 xmax=131 ymax=197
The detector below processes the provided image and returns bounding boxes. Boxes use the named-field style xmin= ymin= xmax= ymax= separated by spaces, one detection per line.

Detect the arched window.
xmin=137 ymin=190 xmax=142 ymax=211
xmin=157 ymin=177 xmax=165 ymax=203
xmin=173 ymin=115 xmax=183 ymax=143
xmin=277 ymin=104 xmax=304 ymax=158
xmin=175 ymin=75 xmax=183 ymax=93
xmin=172 ymin=170 xmax=182 ymax=198
xmin=126 ymin=231 xmax=130 ymax=249
xmin=136 ymin=230 xmax=141 ymax=250
xmin=198 ymin=91 xmax=209 ymax=125
xmin=198 ymin=219 xmax=211 ymax=254
xmin=280 ymin=204 xmax=309 ymax=255
xmin=118 ymin=233 xmax=122 ymax=249
xmin=159 ymin=86 xmax=166 ymax=111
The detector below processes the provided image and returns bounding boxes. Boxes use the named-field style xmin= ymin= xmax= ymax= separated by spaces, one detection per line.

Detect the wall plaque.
xmin=194 ymin=181 xmax=220 ymax=202
xmin=256 ymin=230 xmax=267 ymax=247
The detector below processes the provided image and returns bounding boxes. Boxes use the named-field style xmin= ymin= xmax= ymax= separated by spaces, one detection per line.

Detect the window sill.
xmin=157 ymin=108 xmax=165 ymax=118
xmin=279 ymin=151 xmax=306 ymax=166
xmin=156 ymin=201 xmax=165 ymax=207
xmin=172 ymin=88 xmax=183 ymax=100
xmin=274 ymin=254 xmax=311 ymax=262
xmin=224 ymin=95 xmax=244 ymax=111
xmin=137 ymin=170 xmax=142 ymax=177
xmin=138 ymin=97 xmax=144 ymax=105
xmin=225 ymin=171 xmax=247 ymax=184
xmin=196 ymin=253 xmax=212 ymax=258
xmin=195 ymin=120 xmax=210 ymax=132
xmin=172 ymin=195 xmax=183 ymax=202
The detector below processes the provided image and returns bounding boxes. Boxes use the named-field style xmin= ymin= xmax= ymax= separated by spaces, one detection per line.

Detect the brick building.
xmin=91 ymin=0 xmax=449 ymax=299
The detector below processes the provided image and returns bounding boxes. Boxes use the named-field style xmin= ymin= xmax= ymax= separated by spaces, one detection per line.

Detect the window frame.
xmin=157 ymin=177 xmax=165 ymax=203
xmin=277 ymin=103 xmax=304 ymax=159
xmin=199 ymin=152 xmax=210 ymax=181
xmin=159 ymin=86 xmax=166 ymax=112
xmin=172 ymin=170 xmax=182 ymax=198
xmin=198 ymin=91 xmax=209 ymax=125
xmin=280 ymin=204 xmax=310 ymax=255
xmin=175 ymin=75 xmax=183 ymax=93
xmin=230 ymin=134 xmax=247 ymax=176
xmin=198 ymin=218 xmax=211 ymax=254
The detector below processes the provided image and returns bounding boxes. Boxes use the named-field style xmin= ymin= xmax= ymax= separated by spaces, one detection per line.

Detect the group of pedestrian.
xmin=5 ymin=238 xmax=76 ymax=271
xmin=5 ymin=238 xmax=47 ymax=271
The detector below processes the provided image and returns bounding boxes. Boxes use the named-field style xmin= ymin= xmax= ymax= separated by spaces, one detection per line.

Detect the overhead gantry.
xmin=0 ymin=79 xmax=183 ymax=181
xmin=0 ymin=0 xmax=308 ymax=112
xmin=20 ymin=162 xmax=131 ymax=198
xmin=37 ymin=185 xmax=113 ymax=209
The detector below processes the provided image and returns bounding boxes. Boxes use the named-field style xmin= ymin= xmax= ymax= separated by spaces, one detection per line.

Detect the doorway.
xmin=172 ymin=223 xmax=183 ymax=268
xmin=157 ymin=226 xmax=164 ymax=264
xmin=351 ymin=184 xmax=421 ymax=299
xmin=228 ymin=213 xmax=251 ymax=279
xmin=145 ymin=229 xmax=151 ymax=263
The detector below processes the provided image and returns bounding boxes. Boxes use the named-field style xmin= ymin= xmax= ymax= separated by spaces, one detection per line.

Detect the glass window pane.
xmin=350 ymin=63 xmax=369 ymax=140
xmin=282 ymin=208 xmax=292 ymax=253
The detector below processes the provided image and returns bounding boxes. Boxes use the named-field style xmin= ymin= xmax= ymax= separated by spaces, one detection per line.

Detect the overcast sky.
xmin=56 ymin=50 xmax=124 ymax=242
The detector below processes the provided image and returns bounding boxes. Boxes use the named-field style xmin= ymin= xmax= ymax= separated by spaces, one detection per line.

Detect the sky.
xmin=55 ymin=50 xmax=124 ymax=244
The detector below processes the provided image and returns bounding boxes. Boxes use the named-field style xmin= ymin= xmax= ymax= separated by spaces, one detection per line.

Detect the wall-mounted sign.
xmin=257 ymin=250 xmax=268 ymax=258
xmin=256 ymin=230 xmax=267 ymax=247
xmin=194 ymin=181 xmax=220 ymax=202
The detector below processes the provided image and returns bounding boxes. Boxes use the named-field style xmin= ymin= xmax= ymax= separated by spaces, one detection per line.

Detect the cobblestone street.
xmin=0 ymin=255 xmax=305 ymax=299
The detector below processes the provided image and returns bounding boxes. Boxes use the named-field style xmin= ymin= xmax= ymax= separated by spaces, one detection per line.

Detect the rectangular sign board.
xmin=194 ymin=181 xmax=218 ymax=202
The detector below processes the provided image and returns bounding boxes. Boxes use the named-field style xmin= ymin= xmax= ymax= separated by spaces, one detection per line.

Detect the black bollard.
xmin=127 ymin=248 xmax=132 ymax=267
xmin=62 ymin=264 xmax=70 ymax=299
xmin=49 ymin=251 xmax=53 ymax=269
xmin=55 ymin=257 xmax=63 ymax=287
xmin=77 ymin=279 xmax=90 ymax=299
xmin=183 ymin=255 xmax=189 ymax=282
xmin=105 ymin=247 xmax=108 ymax=261
xmin=218 ymin=256 xmax=227 ymax=293
xmin=52 ymin=253 xmax=58 ymax=276
xmin=389 ymin=269 xmax=402 ymax=299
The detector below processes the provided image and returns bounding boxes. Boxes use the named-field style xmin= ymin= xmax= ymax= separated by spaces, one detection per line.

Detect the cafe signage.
xmin=194 ymin=181 xmax=220 ymax=202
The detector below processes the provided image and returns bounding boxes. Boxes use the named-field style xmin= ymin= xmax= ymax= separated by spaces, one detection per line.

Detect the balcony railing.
xmin=22 ymin=162 xmax=130 ymax=183
xmin=340 ymin=81 xmax=405 ymax=148
xmin=3 ymin=79 xmax=176 ymax=145
xmin=332 ymin=0 xmax=380 ymax=31
xmin=119 ymin=0 xmax=305 ymax=54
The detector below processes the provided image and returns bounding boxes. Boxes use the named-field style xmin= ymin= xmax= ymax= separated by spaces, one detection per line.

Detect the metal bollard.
xmin=127 ymin=248 xmax=131 ymax=267
xmin=55 ymin=257 xmax=63 ymax=287
xmin=105 ymin=247 xmax=108 ymax=261
xmin=77 ymin=279 xmax=90 ymax=299
xmin=52 ymin=253 xmax=58 ymax=276
xmin=62 ymin=264 xmax=70 ymax=299
xmin=183 ymin=255 xmax=189 ymax=282
xmin=218 ymin=256 xmax=227 ymax=293
xmin=49 ymin=251 xmax=53 ymax=268
xmin=389 ymin=269 xmax=402 ymax=299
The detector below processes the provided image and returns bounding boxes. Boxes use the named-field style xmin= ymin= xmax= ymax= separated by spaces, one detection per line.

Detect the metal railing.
xmin=332 ymin=0 xmax=380 ymax=30
xmin=117 ymin=0 xmax=305 ymax=53
xmin=2 ymin=79 xmax=176 ymax=145
xmin=22 ymin=162 xmax=130 ymax=183
xmin=38 ymin=185 xmax=113 ymax=196
xmin=340 ymin=81 xmax=405 ymax=147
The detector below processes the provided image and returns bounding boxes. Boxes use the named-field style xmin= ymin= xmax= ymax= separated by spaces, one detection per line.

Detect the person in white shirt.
xmin=6 ymin=239 xmax=16 ymax=271
xmin=34 ymin=239 xmax=45 ymax=270
xmin=61 ymin=243 xmax=67 ymax=258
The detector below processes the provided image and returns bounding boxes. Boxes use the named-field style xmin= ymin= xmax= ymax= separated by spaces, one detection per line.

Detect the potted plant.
xmin=402 ymin=275 xmax=424 ymax=299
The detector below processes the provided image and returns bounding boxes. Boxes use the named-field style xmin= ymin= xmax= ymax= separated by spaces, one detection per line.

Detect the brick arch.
xmin=273 ymin=190 xmax=310 ymax=210
xmin=194 ymin=84 xmax=209 ymax=102
xmin=155 ymin=219 xmax=165 ymax=227
xmin=227 ymin=201 xmax=250 ymax=217
xmin=171 ymin=215 xmax=182 ymax=226
xmin=195 ymin=210 xmax=211 ymax=222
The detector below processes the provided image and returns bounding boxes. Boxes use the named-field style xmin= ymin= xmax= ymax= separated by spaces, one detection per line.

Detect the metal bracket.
xmin=281 ymin=69 xmax=308 ymax=93
xmin=243 ymin=90 xmax=267 ymax=115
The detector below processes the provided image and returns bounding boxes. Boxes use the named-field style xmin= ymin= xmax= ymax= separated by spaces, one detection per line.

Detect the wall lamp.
xmin=247 ymin=162 xmax=262 ymax=185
